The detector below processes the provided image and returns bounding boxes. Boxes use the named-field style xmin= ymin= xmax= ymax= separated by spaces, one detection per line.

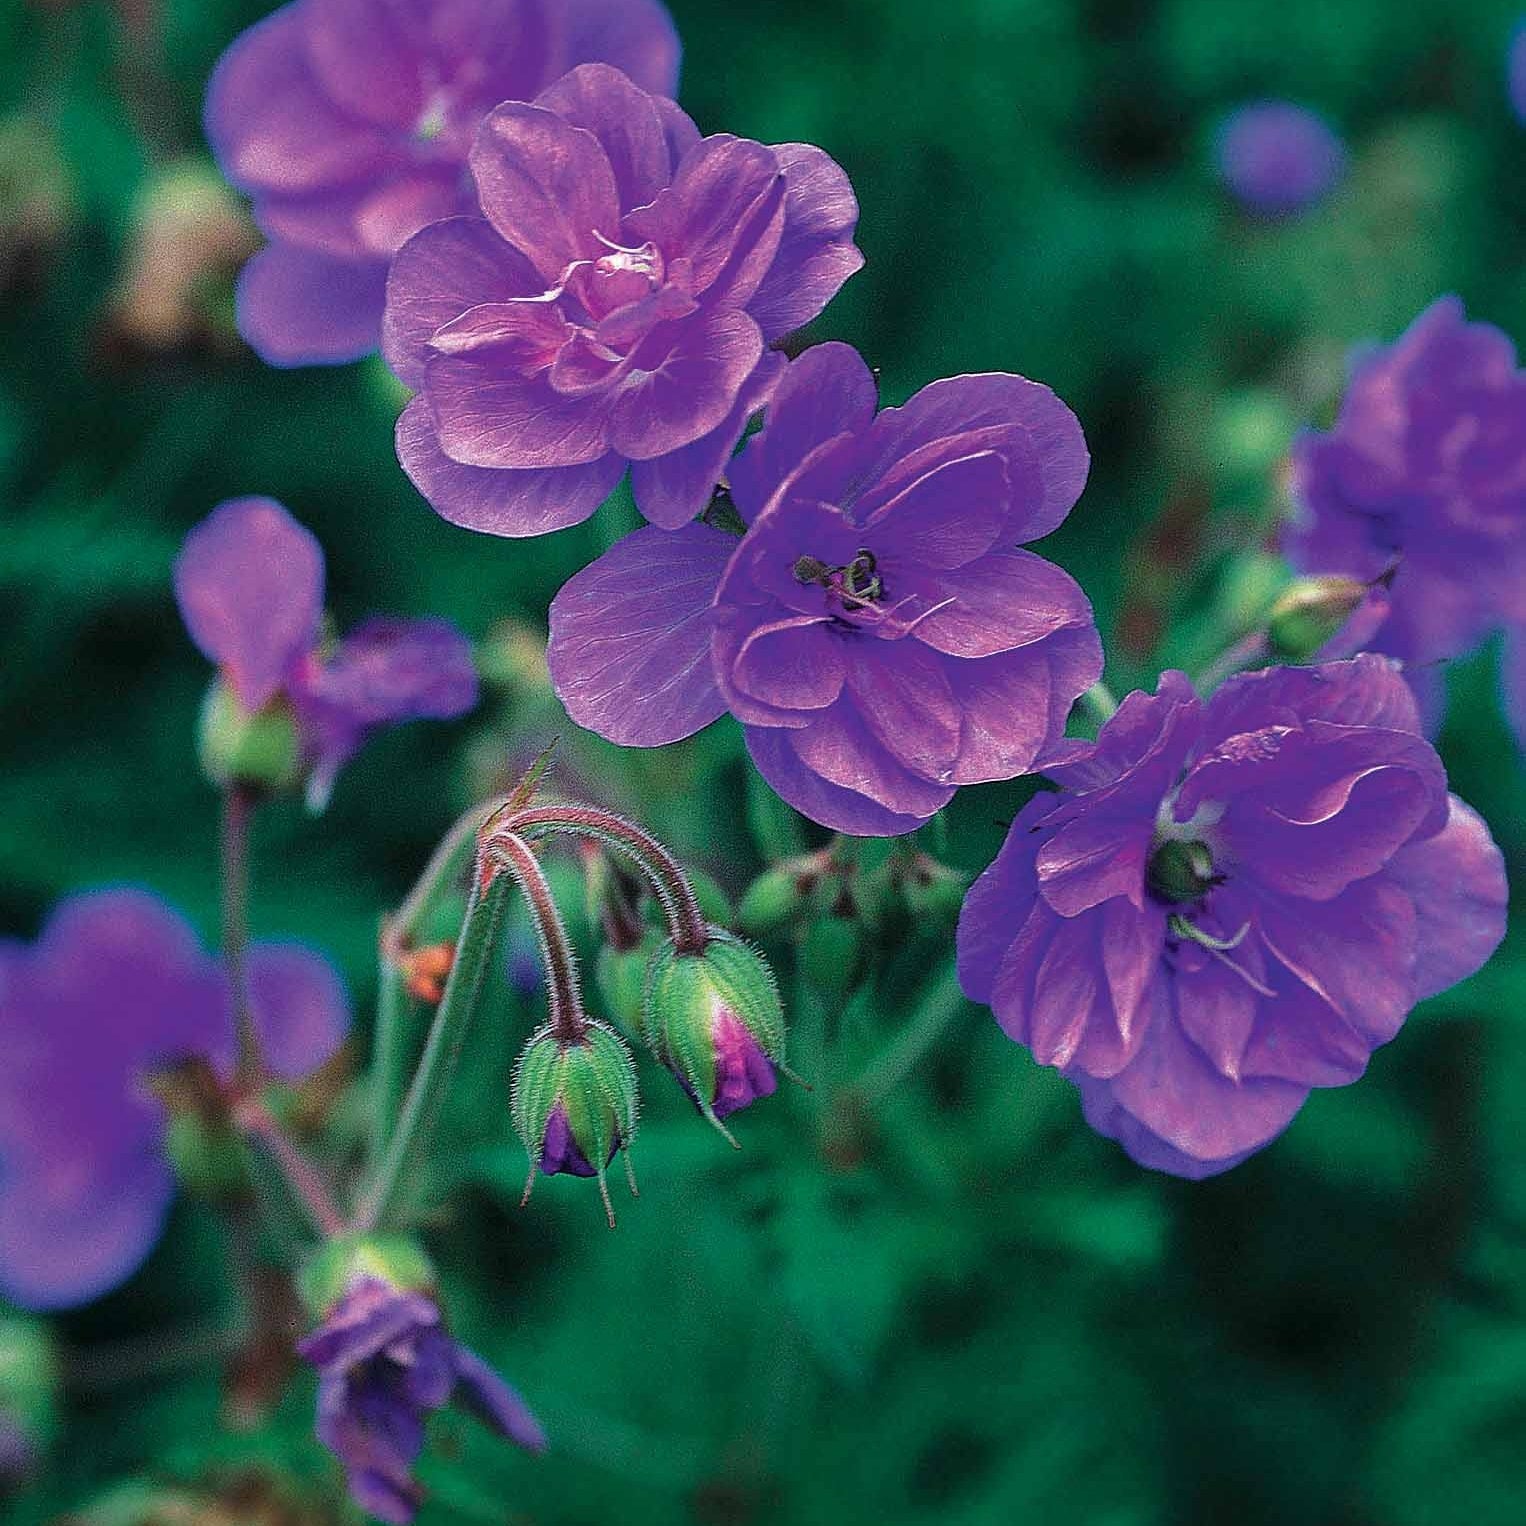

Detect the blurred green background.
xmin=3 ymin=0 xmax=1526 ymax=1522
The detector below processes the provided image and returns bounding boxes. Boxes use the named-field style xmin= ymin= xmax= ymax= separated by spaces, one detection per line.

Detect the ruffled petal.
xmin=554 ymin=0 xmax=682 ymax=96
xmin=914 ymin=550 xmax=1095 ymax=659
xmin=396 ymin=398 xmax=623 ymax=536
xmin=236 ymin=243 xmax=389 ymax=367
xmin=534 ymin=63 xmax=674 ymax=213
xmin=547 ymin=522 xmax=734 ymax=746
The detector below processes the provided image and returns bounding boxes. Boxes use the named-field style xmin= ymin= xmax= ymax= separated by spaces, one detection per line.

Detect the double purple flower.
xmin=0 ymin=889 xmax=348 ymax=1309
xmin=1286 ymin=296 xmax=1526 ymax=743
xmin=547 ymin=343 xmax=1102 ymax=835
xmin=205 ymin=0 xmax=680 ymax=365
xmin=384 ymin=63 xmax=863 ymax=536
xmin=175 ymin=497 xmax=478 ymax=807
xmin=299 ymin=1276 xmax=545 ymax=1525
xmin=957 ymin=657 xmax=1507 ymax=1178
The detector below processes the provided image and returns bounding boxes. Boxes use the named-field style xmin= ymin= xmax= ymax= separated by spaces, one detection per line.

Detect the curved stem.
xmin=503 ymin=804 xmax=710 ymax=955
xmin=1076 ymin=681 xmax=1120 ymax=735
xmin=1196 ymin=629 xmax=1272 ymax=694
xmin=233 ymin=1097 xmax=346 ymax=1239
xmin=846 ymin=963 xmax=967 ymax=1105
xmin=220 ymin=783 xmax=262 ymax=1082
xmin=485 ymin=832 xmax=589 ymax=1045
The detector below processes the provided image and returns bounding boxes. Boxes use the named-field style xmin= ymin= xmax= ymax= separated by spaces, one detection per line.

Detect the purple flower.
xmin=298 ymin=1276 xmax=545 ymax=1525
xmin=205 ymin=0 xmax=680 ymax=367
xmin=175 ymin=498 xmax=478 ymax=806
xmin=384 ymin=63 xmax=863 ymax=537
xmin=1285 ymin=297 xmax=1526 ymax=745
xmin=0 ymin=889 xmax=348 ymax=1309
xmin=546 ymin=343 xmax=1102 ymax=835
xmin=956 ymin=657 xmax=1507 ymax=1178
xmin=1214 ymin=101 xmax=1346 ymax=217
xmin=1510 ymin=21 xmax=1526 ymax=124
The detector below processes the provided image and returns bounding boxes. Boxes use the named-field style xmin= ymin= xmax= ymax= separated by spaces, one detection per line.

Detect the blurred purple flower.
xmin=1285 ymin=296 xmax=1526 ymax=746
xmin=0 ymin=889 xmax=348 ymax=1309
xmin=547 ymin=343 xmax=1101 ymax=835
xmin=298 ymin=1276 xmax=545 ymax=1525
xmin=175 ymin=498 xmax=478 ymax=806
xmin=385 ymin=63 xmax=863 ymax=537
xmin=205 ymin=0 xmax=680 ymax=366
xmin=957 ymin=657 xmax=1507 ymax=1178
xmin=1215 ymin=101 xmax=1346 ymax=217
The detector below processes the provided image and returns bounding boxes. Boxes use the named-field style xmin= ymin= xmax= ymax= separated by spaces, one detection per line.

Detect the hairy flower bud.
xmin=197 ymin=679 xmax=302 ymax=793
xmin=511 ymin=1023 xmax=639 ymax=1225
xmin=642 ymin=931 xmax=786 ymax=1144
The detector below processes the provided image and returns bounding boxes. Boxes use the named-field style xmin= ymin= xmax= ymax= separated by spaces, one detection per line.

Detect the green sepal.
xmin=297 ymin=1233 xmax=436 ymax=1319
xmin=196 ymin=679 xmax=300 ymax=793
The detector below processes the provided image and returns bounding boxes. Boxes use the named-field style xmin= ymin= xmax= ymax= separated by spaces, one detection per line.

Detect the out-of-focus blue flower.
xmin=175 ymin=498 xmax=478 ymax=807
xmin=1214 ymin=101 xmax=1346 ymax=216
xmin=299 ymin=1274 xmax=545 ymax=1524
xmin=957 ymin=658 xmax=1507 ymax=1178
xmin=0 ymin=889 xmax=348 ymax=1310
xmin=1286 ymin=296 xmax=1526 ymax=742
xmin=204 ymin=0 xmax=681 ymax=366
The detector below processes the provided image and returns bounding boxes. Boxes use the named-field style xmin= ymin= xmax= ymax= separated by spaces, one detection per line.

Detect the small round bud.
xmin=298 ymin=1234 xmax=436 ymax=1320
xmin=197 ymin=679 xmax=301 ymax=793
xmin=900 ymin=854 xmax=969 ymax=925
xmin=642 ymin=931 xmax=786 ymax=1145
xmin=511 ymin=1022 xmax=639 ymax=1225
xmin=1267 ymin=575 xmax=1373 ymax=662
xmin=739 ymin=862 xmax=815 ymax=937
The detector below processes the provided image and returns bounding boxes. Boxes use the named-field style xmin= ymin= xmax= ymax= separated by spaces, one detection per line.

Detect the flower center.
xmin=793 ymin=548 xmax=884 ymax=617
xmin=1146 ymin=836 xmax=1217 ymax=907
xmin=592 ymin=233 xmax=664 ymax=287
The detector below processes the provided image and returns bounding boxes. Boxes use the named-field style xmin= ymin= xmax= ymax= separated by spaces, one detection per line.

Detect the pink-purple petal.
xmin=237 ymin=243 xmax=390 ymax=367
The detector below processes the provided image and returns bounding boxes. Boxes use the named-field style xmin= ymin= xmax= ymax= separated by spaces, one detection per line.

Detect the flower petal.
xmin=470 ymin=102 xmax=620 ymax=284
xmin=861 ymin=450 xmax=1009 ymax=570
xmin=554 ymin=0 xmax=682 ymax=96
xmin=534 ymin=63 xmax=673 ymax=212
xmin=174 ymin=497 xmax=324 ymax=711
xmin=451 ymin=1344 xmax=548 ymax=1452
xmin=396 ymin=398 xmax=623 ymax=536
xmin=746 ymin=142 xmax=864 ymax=342
xmin=915 ymin=551 xmax=1095 ymax=658
xmin=300 ymin=0 xmax=426 ymax=129
xmin=547 ymin=523 xmax=734 ymax=746
xmin=236 ymin=243 xmax=389 ymax=367
xmin=247 ymin=942 xmax=351 ymax=1083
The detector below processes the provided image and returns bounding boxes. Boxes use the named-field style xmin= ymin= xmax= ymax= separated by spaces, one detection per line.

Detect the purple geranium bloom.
xmin=205 ymin=0 xmax=680 ymax=366
xmin=0 ymin=889 xmax=348 ymax=1309
xmin=1285 ymin=296 xmax=1526 ymax=741
xmin=175 ymin=498 xmax=479 ymax=806
xmin=546 ymin=343 xmax=1102 ymax=835
xmin=298 ymin=1276 xmax=545 ymax=1524
xmin=1214 ymin=101 xmax=1346 ymax=217
xmin=957 ymin=657 xmax=1507 ymax=1178
xmin=384 ymin=63 xmax=863 ymax=537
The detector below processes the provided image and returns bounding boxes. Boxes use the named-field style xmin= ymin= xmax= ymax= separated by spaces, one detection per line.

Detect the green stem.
xmin=357 ymin=861 xmax=515 ymax=1232
xmin=847 ymin=964 xmax=968 ymax=1105
xmin=503 ymin=804 xmax=710 ymax=954
xmin=232 ymin=1097 xmax=346 ymax=1239
xmin=220 ymin=783 xmax=261 ymax=1082
xmin=1076 ymin=681 xmax=1119 ymax=734
xmin=1196 ymin=629 xmax=1272 ymax=694
xmin=367 ymin=796 xmax=508 ymax=1172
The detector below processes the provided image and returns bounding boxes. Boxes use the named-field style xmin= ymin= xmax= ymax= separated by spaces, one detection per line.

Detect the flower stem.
xmin=220 ymin=782 xmax=262 ymax=1082
xmin=502 ymin=804 xmax=710 ymax=954
xmin=847 ymin=964 xmax=968 ymax=1105
xmin=232 ymin=1096 xmax=346 ymax=1239
xmin=1076 ymin=681 xmax=1119 ymax=734
xmin=368 ymin=796 xmax=508 ymax=1172
xmin=1196 ymin=629 xmax=1272 ymax=694
xmin=357 ymin=860 xmax=516 ymax=1232
xmin=484 ymin=831 xmax=589 ymax=1045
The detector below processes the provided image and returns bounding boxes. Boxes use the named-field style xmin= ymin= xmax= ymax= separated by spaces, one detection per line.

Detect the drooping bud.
xmin=196 ymin=679 xmax=301 ymax=793
xmin=642 ymin=931 xmax=787 ymax=1145
xmin=1266 ymin=575 xmax=1378 ymax=662
xmin=511 ymin=1022 xmax=639 ymax=1225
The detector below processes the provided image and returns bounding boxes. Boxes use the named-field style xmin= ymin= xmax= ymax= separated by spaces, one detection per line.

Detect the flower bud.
xmin=1266 ymin=575 xmax=1374 ymax=662
xmin=297 ymin=1233 xmax=436 ymax=1320
xmin=899 ymin=854 xmax=969 ymax=925
xmin=642 ymin=931 xmax=786 ymax=1144
xmin=738 ymin=864 xmax=812 ymax=936
xmin=511 ymin=1022 xmax=639 ymax=1225
xmin=197 ymin=678 xmax=301 ymax=793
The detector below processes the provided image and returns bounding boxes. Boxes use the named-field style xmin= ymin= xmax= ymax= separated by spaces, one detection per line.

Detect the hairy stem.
xmin=220 ymin=783 xmax=261 ymax=1082
xmin=485 ymin=831 xmax=590 ymax=1045
xmin=503 ymin=804 xmax=709 ymax=954
xmin=233 ymin=1097 xmax=346 ymax=1239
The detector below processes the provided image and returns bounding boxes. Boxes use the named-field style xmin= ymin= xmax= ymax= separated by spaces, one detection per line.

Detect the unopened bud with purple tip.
xmin=642 ymin=931 xmax=788 ymax=1146
xmin=511 ymin=1023 xmax=639 ymax=1226
xmin=296 ymin=1236 xmax=544 ymax=1526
